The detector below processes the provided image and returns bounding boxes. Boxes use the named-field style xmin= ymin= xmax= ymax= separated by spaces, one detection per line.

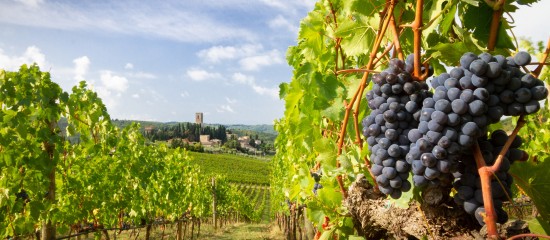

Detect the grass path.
xmin=58 ymin=221 xmax=284 ymax=240
xmin=197 ymin=222 xmax=284 ymax=240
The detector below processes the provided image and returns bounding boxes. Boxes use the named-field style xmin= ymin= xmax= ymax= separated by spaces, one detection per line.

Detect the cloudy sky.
xmin=0 ymin=0 xmax=548 ymax=124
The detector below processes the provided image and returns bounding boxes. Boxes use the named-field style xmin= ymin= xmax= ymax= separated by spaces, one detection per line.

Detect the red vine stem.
xmin=489 ymin=115 xmax=525 ymax=173
xmin=373 ymin=43 xmax=396 ymax=66
xmin=352 ymin=0 xmax=397 ymax=189
xmin=389 ymin=15 xmax=404 ymax=60
xmin=473 ymin=116 xmax=527 ymax=239
xmin=336 ymin=69 xmax=380 ymax=75
xmin=335 ymin=0 xmax=397 ymax=194
xmin=315 ymin=0 xmax=350 ymax=199
xmin=488 ymin=0 xmax=506 ymax=51
xmin=533 ymin=37 xmax=550 ymax=77
xmin=351 ymin=0 xmax=396 ymax=147
xmin=411 ymin=0 xmax=424 ymax=79
xmin=473 ymin=142 xmax=498 ymax=239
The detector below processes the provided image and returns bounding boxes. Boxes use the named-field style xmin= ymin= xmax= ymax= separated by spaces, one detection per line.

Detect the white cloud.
xmin=197 ymin=46 xmax=238 ymax=63
xmin=217 ymin=105 xmax=234 ymax=113
xmin=73 ymin=56 xmax=90 ymax=81
xmin=232 ymin=72 xmax=254 ymax=85
xmin=93 ymin=71 xmax=129 ymax=111
xmin=14 ymin=0 xmax=44 ymax=8
xmin=100 ymin=71 xmax=129 ymax=92
xmin=0 ymin=45 xmax=47 ymax=71
xmin=239 ymin=49 xmax=283 ymax=71
xmin=252 ymin=85 xmax=279 ymax=98
xmin=186 ymin=69 xmax=222 ymax=81
xmin=124 ymin=63 xmax=134 ymax=69
xmin=231 ymin=72 xmax=278 ymax=98
xmin=197 ymin=44 xmax=284 ymax=71
xmin=197 ymin=44 xmax=262 ymax=63
xmin=180 ymin=91 xmax=190 ymax=98
xmin=268 ymin=15 xmax=298 ymax=33
xmin=132 ymin=93 xmax=140 ymax=98
xmin=0 ymin=1 xmax=256 ymax=43
xmin=259 ymin=0 xmax=316 ymax=14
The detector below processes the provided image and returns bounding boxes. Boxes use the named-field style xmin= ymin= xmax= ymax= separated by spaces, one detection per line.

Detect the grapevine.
xmin=272 ymin=0 xmax=550 ymax=239
xmin=0 ymin=65 xmax=259 ymax=239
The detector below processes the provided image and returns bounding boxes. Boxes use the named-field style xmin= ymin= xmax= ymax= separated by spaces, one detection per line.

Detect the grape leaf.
xmin=527 ymin=216 xmax=550 ymax=235
xmin=510 ymin=160 xmax=550 ymax=222
xmin=335 ymin=15 xmax=376 ymax=57
xmin=299 ymin=11 xmax=326 ymax=60
xmin=515 ymin=0 xmax=541 ymax=6
xmin=319 ymin=228 xmax=336 ymax=240
xmin=495 ymin=20 xmax=515 ymax=50
xmin=461 ymin=2 xmax=492 ymax=44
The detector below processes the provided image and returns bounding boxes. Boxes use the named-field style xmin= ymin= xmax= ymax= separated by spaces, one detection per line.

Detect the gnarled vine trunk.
xmin=345 ymin=175 xmax=530 ymax=239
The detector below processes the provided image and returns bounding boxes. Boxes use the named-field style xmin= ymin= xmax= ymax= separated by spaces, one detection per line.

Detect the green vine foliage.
xmin=0 ymin=65 xmax=258 ymax=238
xmin=509 ymin=39 xmax=550 ymax=234
xmin=272 ymin=0 xmax=549 ymax=237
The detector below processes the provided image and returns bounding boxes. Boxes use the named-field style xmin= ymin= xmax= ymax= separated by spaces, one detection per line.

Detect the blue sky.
xmin=0 ymin=0 xmax=548 ymax=124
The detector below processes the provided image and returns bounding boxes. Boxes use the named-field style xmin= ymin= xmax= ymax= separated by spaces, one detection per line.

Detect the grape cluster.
xmin=452 ymin=130 xmax=526 ymax=225
xmin=16 ymin=189 xmax=29 ymax=202
xmin=361 ymin=50 xmax=547 ymax=225
xmin=363 ymin=57 xmax=431 ymax=198
xmin=456 ymin=52 xmax=546 ymax=116
xmin=311 ymin=171 xmax=323 ymax=195
xmin=406 ymin=51 xmax=546 ymax=189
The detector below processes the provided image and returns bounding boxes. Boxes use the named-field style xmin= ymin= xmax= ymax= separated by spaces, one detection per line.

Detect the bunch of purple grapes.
xmin=362 ymin=58 xmax=431 ymax=199
xmin=452 ymin=130 xmax=526 ymax=225
xmin=405 ymin=51 xmax=546 ymax=189
xmin=362 ymin=51 xmax=547 ymax=226
xmin=311 ymin=171 xmax=323 ymax=195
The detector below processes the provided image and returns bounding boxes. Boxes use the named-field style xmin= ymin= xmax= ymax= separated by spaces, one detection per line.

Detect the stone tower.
xmin=195 ymin=112 xmax=203 ymax=124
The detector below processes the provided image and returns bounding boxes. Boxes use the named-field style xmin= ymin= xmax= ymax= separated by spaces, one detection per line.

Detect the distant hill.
xmin=225 ymin=124 xmax=277 ymax=143
xmin=226 ymin=124 xmax=277 ymax=135
xmin=111 ymin=119 xmax=277 ymax=142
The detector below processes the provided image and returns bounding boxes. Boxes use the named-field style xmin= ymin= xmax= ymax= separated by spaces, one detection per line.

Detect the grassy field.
xmin=188 ymin=152 xmax=271 ymax=185
xmin=188 ymin=151 xmax=273 ymax=222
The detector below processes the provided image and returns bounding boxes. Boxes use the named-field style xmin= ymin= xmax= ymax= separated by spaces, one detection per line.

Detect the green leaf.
xmin=349 ymin=235 xmax=366 ymax=240
xmin=495 ymin=20 xmax=515 ymax=50
xmin=461 ymin=2 xmax=492 ymax=45
xmin=307 ymin=199 xmax=326 ymax=225
xmin=527 ymin=216 xmax=550 ymax=235
xmin=514 ymin=0 xmax=541 ymax=6
xmin=510 ymin=160 xmax=550 ymax=222
xmin=338 ymin=154 xmax=352 ymax=170
xmin=429 ymin=42 xmax=469 ymax=66
xmin=422 ymin=0 xmax=451 ymax=42
xmin=29 ymin=200 xmax=43 ymax=220
xmin=322 ymin=100 xmax=345 ymax=121
xmin=299 ymin=10 xmax=326 ymax=60
xmin=461 ymin=0 xmax=479 ymax=6
xmin=318 ymin=185 xmax=343 ymax=208
xmin=335 ymin=15 xmax=376 ymax=57
xmin=440 ymin=4 xmax=457 ymax=34
xmin=319 ymin=228 xmax=336 ymax=240
xmin=317 ymin=151 xmax=337 ymax=169
xmin=279 ymin=82 xmax=289 ymax=99
xmin=342 ymin=0 xmax=376 ymax=16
